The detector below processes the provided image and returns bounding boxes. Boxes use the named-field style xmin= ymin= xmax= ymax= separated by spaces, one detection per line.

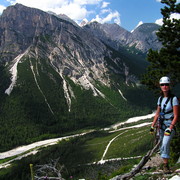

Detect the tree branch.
xmin=111 ymin=140 xmax=161 ymax=180
xmin=34 ymin=158 xmax=65 ymax=180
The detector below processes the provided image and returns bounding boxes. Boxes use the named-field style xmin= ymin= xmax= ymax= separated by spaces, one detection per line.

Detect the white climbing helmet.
xmin=159 ymin=76 xmax=171 ymax=84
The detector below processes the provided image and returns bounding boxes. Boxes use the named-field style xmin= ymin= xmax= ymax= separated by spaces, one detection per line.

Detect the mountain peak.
xmin=133 ymin=23 xmax=161 ymax=33
xmin=131 ymin=21 xmax=143 ymax=33
xmin=128 ymin=23 xmax=162 ymax=53
xmin=80 ymin=18 xmax=89 ymax=27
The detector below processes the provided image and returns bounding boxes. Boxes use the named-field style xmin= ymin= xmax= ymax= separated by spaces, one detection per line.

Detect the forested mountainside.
xmin=0 ymin=3 xmax=159 ymax=152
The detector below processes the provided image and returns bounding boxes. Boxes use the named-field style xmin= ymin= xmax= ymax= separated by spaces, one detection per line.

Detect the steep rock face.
xmin=83 ymin=22 xmax=162 ymax=54
xmin=128 ymin=23 xmax=162 ymax=53
xmin=83 ymin=22 xmax=132 ymax=52
xmin=0 ymin=4 xmax=82 ymax=60
xmin=0 ymin=3 xmax=146 ymax=99
xmin=85 ymin=22 xmax=132 ymax=44
xmin=0 ymin=4 xmax=49 ymax=61
xmin=0 ymin=4 xmax=111 ymax=93
xmin=100 ymin=23 xmax=132 ymax=44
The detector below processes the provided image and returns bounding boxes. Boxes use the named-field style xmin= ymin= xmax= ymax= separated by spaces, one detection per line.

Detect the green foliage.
xmin=133 ymin=174 xmax=152 ymax=180
xmin=0 ymin=52 xmax=155 ymax=152
xmin=109 ymin=164 xmax=134 ymax=179
xmin=0 ymin=126 xmax=151 ymax=180
xmin=0 ymin=57 xmax=68 ymax=151
xmin=105 ymin=44 xmax=148 ymax=77
xmin=141 ymin=0 xmax=180 ymax=164
xmin=105 ymin=126 xmax=152 ymax=159
xmin=141 ymin=0 xmax=180 ymax=90
xmin=170 ymin=122 xmax=180 ymax=164
xmin=0 ymin=63 xmax=10 ymax=103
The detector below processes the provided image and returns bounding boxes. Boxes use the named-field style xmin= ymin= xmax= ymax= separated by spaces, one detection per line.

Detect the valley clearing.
xmin=0 ymin=112 xmax=154 ymax=169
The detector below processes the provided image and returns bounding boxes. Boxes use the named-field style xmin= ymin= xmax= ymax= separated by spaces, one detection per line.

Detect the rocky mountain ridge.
xmin=0 ymin=3 xmax=148 ymax=105
xmin=0 ymin=3 xmax=162 ymax=62
xmin=83 ymin=21 xmax=162 ymax=53
xmin=0 ymin=4 xmax=109 ymax=99
xmin=0 ymin=3 xmax=156 ymax=152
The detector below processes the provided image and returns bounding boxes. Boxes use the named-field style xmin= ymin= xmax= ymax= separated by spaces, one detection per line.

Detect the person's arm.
xmin=151 ymin=106 xmax=161 ymax=128
xmin=150 ymin=106 xmax=160 ymax=134
xmin=169 ymin=105 xmax=179 ymax=130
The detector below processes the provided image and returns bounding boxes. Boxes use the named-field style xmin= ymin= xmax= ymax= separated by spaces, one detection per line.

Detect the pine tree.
xmin=142 ymin=0 xmax=180 ymax=163
xmin=141 ymin=0 xmax=180 ymax=90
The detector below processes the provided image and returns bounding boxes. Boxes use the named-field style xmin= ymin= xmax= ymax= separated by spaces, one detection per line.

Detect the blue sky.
xmin=0 ymin=0 xmax=179 ymax=32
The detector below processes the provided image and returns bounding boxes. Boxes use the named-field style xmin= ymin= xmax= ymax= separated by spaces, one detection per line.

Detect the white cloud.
xmin=91 ymin=15 xmax=102 ymax=23
xmin=91 ymin=10 xmax=120 ymax=25
xmin=8 ymin=0 xmax=66 ymax=10
xmin=9 ymin=0 xmax=102 ymax=10
xmin=92 ymin=1 xmax=120 ymax=25
xmin=56 ymin=3 xmax=88 ymax=21
xmin=101 ymin=2 xmax=110 ymax=8
xmin=155 ymin=18 xmax=163 ymax=26
xmin=0 ymin=5 xmax=6 ymax=14
xmin=73 ymin=0 xmax=102 ymax=5
xmin=155 ymin=13 xmax=180 ymax=26
xmin=101 ymin=8 xmax=110 ymax=14
xmin=170 ymin=13 xmax=180 ymax=20
xmin=102 ymin=11 xmax=120 ymax=24
xmin=2 ymin=0 xmax=120 ymax=25
xmin=4 ymin=0 xmax=99 ymax=22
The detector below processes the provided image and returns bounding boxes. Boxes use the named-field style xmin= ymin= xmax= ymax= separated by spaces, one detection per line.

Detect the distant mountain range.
xmin=0 ymin=3 xmax=157 ymax=151
xmin=83 ymin=21 xmax=162 ymax=54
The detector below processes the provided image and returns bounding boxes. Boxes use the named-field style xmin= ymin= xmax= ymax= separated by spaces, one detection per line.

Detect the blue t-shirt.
xmin=157 ymin=96 xmax=179 ymax=119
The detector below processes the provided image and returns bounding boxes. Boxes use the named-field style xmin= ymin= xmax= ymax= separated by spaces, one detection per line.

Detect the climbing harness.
xmin=158 ymin=95 xmax=174 ymax=130
xmin=154 ymin=95 xmax=175 ymax=145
